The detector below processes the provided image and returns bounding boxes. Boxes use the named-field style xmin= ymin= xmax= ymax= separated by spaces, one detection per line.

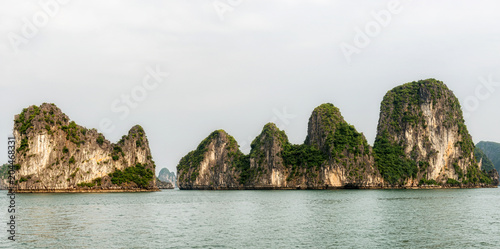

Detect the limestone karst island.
xmin=11 ymin=103 xmax=158 ymax=192
xmin=177 ymin=79 xmax=499 ymax=190
xmin=7 ymin=79 xmax=499 ymax=193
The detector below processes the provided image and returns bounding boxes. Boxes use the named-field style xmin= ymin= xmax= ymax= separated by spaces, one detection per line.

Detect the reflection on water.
xmin=1 ymin=189 xmax=499 ymax=248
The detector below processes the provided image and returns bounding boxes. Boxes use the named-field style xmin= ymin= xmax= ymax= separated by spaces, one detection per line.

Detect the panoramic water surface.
xmin=1 ymin=188 xmax=499 ymax=248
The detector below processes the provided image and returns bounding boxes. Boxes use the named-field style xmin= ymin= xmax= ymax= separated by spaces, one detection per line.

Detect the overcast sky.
xmin=1 ymin=0 xmax=500 ymax=175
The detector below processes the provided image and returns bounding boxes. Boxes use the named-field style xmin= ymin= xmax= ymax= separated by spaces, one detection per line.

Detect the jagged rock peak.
xmin=13 ymin=103 xmax=157 ymax=192
xmin=374 ymin=79 xmax=493 ymax=187
xmin=176 ymin=104 xmax=383 ymax=189
xmin=251 ymin=123 xmax=288 ymax=152
xmin=305 ymin=103 xmax=345 ymax=150
xmin=245 ymin=123 xmax=289 ymax=188
xmin=305 ymin=103 xmax=370 ymax=160
xmin=177 ymin=129 xmax=246 ymax=189
xmin=158 ymin=167 xmax=177 ymax=188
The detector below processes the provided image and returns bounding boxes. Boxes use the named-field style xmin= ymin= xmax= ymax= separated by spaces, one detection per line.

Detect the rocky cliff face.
xmin=475 ymin=147 xmax=496 ymax=172
xmin=245 ymin=123 xmax=289 ymax=188
xmin=177 ymin=80 xmax=496 ymax=190
xmin=177 ymin=104 xmax=383 ymax=190
xmin=374 ymin=79 xmax=493 ymax=187
xmin=156 ymin=178 xmax=174 ymax=189
xmin=245 ymin=106 xmax=382 ymax=189
xmin=475 ymin=147 xmax=499 ymax=185
xmin=302 ymin=104 xmax=382 ymax=188
xmin=158 ymin=168 xmax=177 ymax=187
xmin=0 ymin=164 xmax=8 ymax=190
xmin=476 ymin=141 xmax=500 ymax=174
xmin=13 ymin=103 xmax=157 ymax=192
xmin=177 ymin=130 xmax=247 ymax=190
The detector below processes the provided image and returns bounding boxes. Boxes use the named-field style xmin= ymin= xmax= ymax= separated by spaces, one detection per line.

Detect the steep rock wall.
xmin=177 ymin=130 xmax=247 ymax=190
xmin=476 ymin=141 xmax=500 ymax=174
xmin=178 ymin=104 xmax=383 ymax=190
xmin=475 ymin=147 xmax=499 ymax=185
xmin=13 ymin=103 xmax=157 ymax=192
xmin=374 ymin=79 xmax=493 ymax=187
xmin=158 ymin=168 xmax=177 ymax=187
xmin=246 ymin=123 xmax=290 ymax=188
xmin=304 ymin=104 xmax=382 ymax=188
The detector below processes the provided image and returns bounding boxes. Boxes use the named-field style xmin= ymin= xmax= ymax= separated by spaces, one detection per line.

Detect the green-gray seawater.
xmin=2 ymin=189 xmax=499 ymax=248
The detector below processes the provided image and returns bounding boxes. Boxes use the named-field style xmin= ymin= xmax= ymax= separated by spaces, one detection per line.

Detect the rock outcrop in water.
xmin=158 ymin=168 xmax=177 ymax=187
xmin=373 ymin=79 xmax=493 ymax=187
xmin=177 ymin=130 xmax=247 ymax=189
xmin=177 ymin=104 xmax=383 ymax=189
xmin=13 ymin=103 xmax=158 ymax=192
xmin=475 ymin=147 xmax=499 ymax=185
xmin=243 ymin=106 xmax=382 ymax=189
xmin=156 ymin=178 xmax=174 ymax=189
xmin=0 ymin=164 xmax=8 ymax=190
xmin=177 ymin=79 xmax=496 ymax=190
xmin=476 ymin=141 xmax=500 ymax=175
xmin=300 ymin=104 xmax=382 ymax=188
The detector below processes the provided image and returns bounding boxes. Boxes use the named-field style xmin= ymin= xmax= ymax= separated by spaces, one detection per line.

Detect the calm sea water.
xmin=1 ymin=188 xmax=499 ymax=248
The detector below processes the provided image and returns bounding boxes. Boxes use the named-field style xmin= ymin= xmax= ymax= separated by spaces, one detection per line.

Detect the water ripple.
xmin=0 ymin=189 xmax=499 ymax=248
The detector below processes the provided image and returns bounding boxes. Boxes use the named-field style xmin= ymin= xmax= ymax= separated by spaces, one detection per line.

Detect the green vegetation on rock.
xmin=307 ymin=103 xmax=369 ymax=159
xmin=14 ymin=106 xmax=41 ymax=153
xmin=177 ymin=131 xmax=220 ymax=180
xmin=446 ymin=178 xmax=460 ymax=186
xmin=475 ymin=147 xmax=496 ymax=172
xmin=312 ymin=103 xmax=342 ymax=136
xmin=476 ymin=141 xmax=500 ymax=173
xmin=250 ymin=123 xmax=288 ymax=158
xmin=111 ymin=145 xmax=124 ymax=161
xmin=251 ymin=122 xmax=329 ymax=181
xmin=463 ymin=164 xmax=492 ymax=185
xmin=379 ymin=79 xmax=452 ymax=133
xmin=330 ymin=122 xmax=369 ymax=157
xmin=77 ymin=177 xmax=102 ymax=188
xmin=282 ymin=144 xmax=326 ymax=170
xmin=15 ymin=106 xmax=40 ymax=135
xmin=419 ymin=178 xmax=438 ymax=186
xmin=61 ymin=121 xmax=85 ymax=146
xmin=374 ymin=79 xmax=492 ymax=185
xmin=0 ymin=164 xmax=10 ymax=179
xmin=374 ymin=131 xmax=417 ymax=185
xmin=77 ymin=182 xmax=95 ymax=188
xmin=109 ymin=163 xmax=154 ymax=188
xmin=233 ymin=153 xmax=252 ymax=185
xmin=17 ymin=138 xmax=29 ymax=153
xmin=96 ymin=135 xmax=104 ymax=145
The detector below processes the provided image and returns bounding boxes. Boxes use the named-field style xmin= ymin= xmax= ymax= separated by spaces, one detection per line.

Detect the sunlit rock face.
xmin=374 ymin=79 xmax=493 ymax=187
xmin=178 ymin=104 xmax=382 ymax=190
xmin=13 ymin=103 xmax=157 ymax=192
